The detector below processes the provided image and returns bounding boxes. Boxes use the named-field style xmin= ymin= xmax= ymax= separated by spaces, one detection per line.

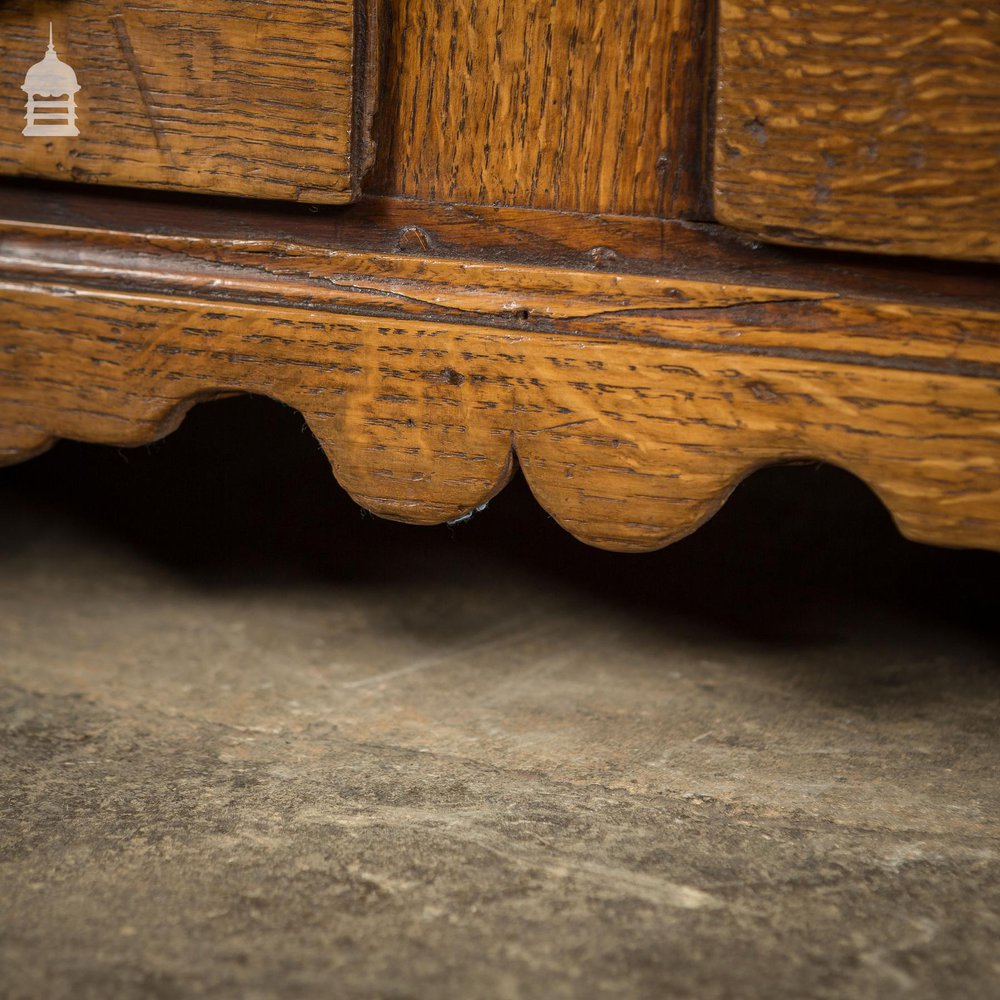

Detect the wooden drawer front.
xmin=0 ymin=1 xmax=372 ymax=203
xmin=713 ymin=1 xmax=1000 ymax=263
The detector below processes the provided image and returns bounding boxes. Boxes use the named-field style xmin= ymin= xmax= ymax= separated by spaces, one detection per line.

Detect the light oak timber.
xmin=0 ymin=0 xmax=379 ymax=203
xmin=0 ymin=195 xmax=998 ymax=553
xmin=713 ymin=1 xmax=1000 ymax=263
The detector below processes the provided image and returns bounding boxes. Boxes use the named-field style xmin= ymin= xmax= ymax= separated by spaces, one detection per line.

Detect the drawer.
xmin=713 ymin=0 xmax=1000 ymax=263
xmin=0 ymin=0 xmax=378 ymax=203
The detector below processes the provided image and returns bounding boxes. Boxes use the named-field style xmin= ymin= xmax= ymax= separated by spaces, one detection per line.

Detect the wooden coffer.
xmin=0 ymin=0 xmax=998 ymax=553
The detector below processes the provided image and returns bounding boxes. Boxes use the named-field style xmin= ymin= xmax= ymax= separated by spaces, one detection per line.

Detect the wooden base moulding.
xmin=0 ymin=189 xmax=998 ymax=553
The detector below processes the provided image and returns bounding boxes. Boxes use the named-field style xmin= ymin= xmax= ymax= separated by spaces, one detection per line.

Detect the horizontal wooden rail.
xmin=1 ymin=190 xmax=998 ymax=552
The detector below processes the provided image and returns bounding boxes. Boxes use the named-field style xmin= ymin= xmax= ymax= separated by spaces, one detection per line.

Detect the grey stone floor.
xmin=1 ymin=398 xmax=998 ymax=1000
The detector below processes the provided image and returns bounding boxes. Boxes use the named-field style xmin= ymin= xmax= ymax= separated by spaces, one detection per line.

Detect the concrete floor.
xmin=1 ymin=397 xmax=998 ymax=999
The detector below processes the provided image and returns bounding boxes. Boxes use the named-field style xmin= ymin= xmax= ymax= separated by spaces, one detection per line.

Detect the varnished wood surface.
xmin=1 ymin=194 xmax=998 ymax=552
xmin=1 ymin=182 xmax=995 ymax=307
xmin=713 ymin=1 xmax=1000 ymax=263
xmin=0 ymin=0 xmax=374 ymax=203
xmin=369 ymin=0 xmax=713 ymax=219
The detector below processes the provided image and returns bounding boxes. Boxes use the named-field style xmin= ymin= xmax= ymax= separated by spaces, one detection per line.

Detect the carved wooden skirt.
xmin=1 ymin=1 xmax=997 ymax=553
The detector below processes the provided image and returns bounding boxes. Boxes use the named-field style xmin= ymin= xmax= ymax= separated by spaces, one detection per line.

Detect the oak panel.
xmin=370 ymin=0 xmax=713 ymax=218
xmin=713 ymin=1 xmax=1000 ymax=262
xmin=0 ymin=0 xmax=376 ymax=202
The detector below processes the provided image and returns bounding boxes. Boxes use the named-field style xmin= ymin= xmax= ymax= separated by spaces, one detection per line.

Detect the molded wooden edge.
xmin=1 ymin=215 xmax=999 ymax=553
xmin=0 ymin=185 xmax=996 ymax=308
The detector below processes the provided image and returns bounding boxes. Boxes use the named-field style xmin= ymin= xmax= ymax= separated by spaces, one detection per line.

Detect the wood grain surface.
xmin=369 ymin=0 xmax=714 ymax=218
xmin=0 ymin=0 xmax=376 ymax=203
xmin=713 ymin=0 xmax=1000 ymax=263
xmin=1 ymin=192 xmax=998 ymax=553
xmin=3 ymin=182 xmax=995 ymax=301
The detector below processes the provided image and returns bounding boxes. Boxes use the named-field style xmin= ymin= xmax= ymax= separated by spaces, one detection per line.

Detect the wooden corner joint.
xmin=1 ymin=210 xmax=998 ymax=553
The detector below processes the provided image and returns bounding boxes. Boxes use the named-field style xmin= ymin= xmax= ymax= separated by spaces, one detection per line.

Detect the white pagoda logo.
xmin=22 ymin=24 xmax=81 ymax=137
